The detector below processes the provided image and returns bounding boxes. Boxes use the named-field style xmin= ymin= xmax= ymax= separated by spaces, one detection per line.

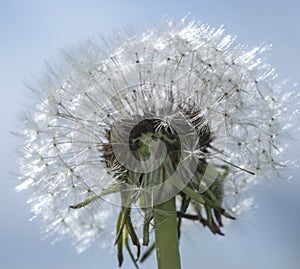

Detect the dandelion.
xmin=17 ymin=18 xmax=298 ymax=269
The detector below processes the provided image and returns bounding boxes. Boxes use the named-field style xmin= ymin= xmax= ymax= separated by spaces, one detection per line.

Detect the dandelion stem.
xmin=153 ymin=197 xmax=181 ymax=269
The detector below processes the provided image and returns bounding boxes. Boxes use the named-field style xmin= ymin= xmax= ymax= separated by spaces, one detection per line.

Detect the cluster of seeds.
xmin=17 ymin=19 xmax=296 ymax=266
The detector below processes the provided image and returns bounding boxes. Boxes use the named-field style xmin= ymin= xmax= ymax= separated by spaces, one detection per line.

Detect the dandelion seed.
xmin=17 ymin=18 xmax=298 ymax=268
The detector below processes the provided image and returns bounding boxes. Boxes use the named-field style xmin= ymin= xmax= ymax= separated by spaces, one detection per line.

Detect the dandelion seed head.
xmin=17 ymin=18 xmax=298 ymax=254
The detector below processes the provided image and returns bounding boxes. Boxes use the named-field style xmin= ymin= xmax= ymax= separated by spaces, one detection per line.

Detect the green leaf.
xmin=69 ymin=184 xmax=120 ymax=209
xmin=124 ymin=230 xmax=139 ymax=269
xmin=204 ymin=205 xmax=224 ymax=235
xmin=177 ymin=194 xmax=190 ymax=238
xmin=114 ymin=207 xmax=130 ymax=246
xmin=163 ymin=156 xmax=206 ymax=205
xmin=142 ymin=209 xmax=152 ymax=246
xmin=116 ymin=210 xmax=124 ymax=267
xmin=190 ymin=199 xmax=207 ymax=226
xmin=126 ymin=214 xmax=141 ymax=260
xmin=140 ymin=243 xmax=155 ymax=263
xmin=181 ymin=185 xmax=206 ymax=204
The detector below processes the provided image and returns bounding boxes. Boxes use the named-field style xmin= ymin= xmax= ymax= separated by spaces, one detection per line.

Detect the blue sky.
xmin=1 ymin=1 xmax=299 ymax=268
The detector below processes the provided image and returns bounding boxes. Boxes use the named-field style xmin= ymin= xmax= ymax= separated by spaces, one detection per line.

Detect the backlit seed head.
xmin=17 ymin=18 xmax=298 ymax=264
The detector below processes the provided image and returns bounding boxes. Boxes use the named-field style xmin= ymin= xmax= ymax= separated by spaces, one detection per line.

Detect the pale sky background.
xmin=1 ymin=1 xmax=300 ymax=269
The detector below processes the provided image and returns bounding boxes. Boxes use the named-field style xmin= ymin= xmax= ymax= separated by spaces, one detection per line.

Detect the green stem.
xmin=153 ymin=197 xmax=181 ymax=269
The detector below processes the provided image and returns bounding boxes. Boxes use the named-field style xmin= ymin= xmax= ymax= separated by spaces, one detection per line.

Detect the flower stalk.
xmin=153 ymin=197 xmax=181 ymax=269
